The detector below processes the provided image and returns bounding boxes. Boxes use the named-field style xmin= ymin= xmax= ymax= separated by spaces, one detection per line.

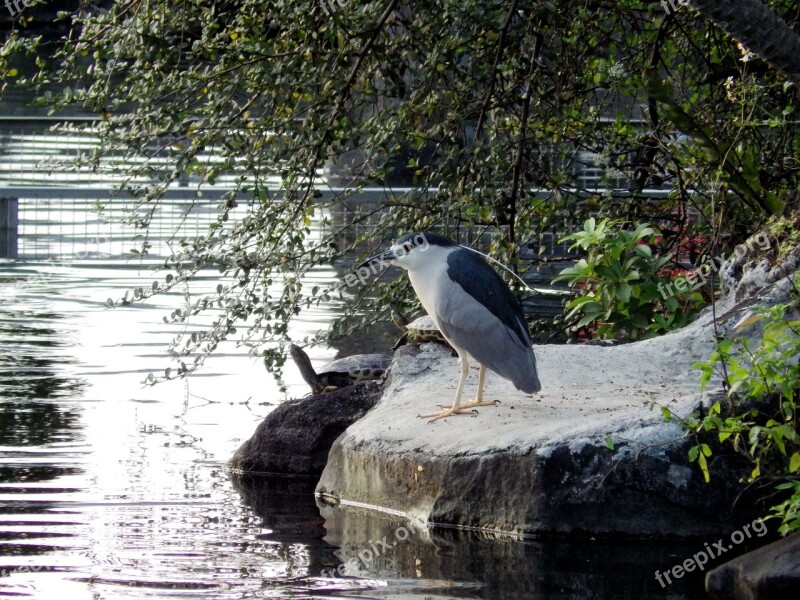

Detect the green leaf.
xmin=576 ymin=313 xmax=600 ymax=328
xmin=566 ymin=296 xmax=601 ymax=309
xmin=697 ymin=452 xmax=710 ymax=482
xmin=617 ymin=282 xmax=631 ymax=303
xmin=789 ymin=453 xmax=800 ymax=473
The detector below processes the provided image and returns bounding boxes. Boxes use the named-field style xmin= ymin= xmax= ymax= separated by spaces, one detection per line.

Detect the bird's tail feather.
xmin=513 ymin=348 xmax=541 ymax=394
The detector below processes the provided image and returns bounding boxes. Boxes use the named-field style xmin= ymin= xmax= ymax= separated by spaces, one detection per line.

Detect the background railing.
xmin=0 ymin=186 xmax=250 ymax=261
xmin=0 ymin=116 xmax=672 ymax=270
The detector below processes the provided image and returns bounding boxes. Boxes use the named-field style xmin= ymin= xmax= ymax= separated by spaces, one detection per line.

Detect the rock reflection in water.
xmin=232 ymin=472 xmax=709 ymax=599
xmin=322 ymin=507 xmax=712 ymax=598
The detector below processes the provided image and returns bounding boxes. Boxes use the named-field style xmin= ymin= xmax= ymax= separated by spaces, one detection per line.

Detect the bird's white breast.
xmin=405 ymin=245 xmax=457 ymax=328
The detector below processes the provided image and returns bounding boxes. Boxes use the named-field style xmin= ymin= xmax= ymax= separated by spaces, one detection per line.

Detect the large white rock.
xmin=316 ymin=234 xmax=798 ymax=537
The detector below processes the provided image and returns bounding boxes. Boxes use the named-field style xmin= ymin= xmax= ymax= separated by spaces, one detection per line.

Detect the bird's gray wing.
xmin=433 ymin=285 xmax=540 ymax=393
xmin=445 ymin=248 xmax=533 ymax=347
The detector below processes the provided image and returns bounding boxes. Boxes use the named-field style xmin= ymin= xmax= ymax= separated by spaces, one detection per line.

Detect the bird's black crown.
xmin=395 ymin=231 xmax=455 ymax=250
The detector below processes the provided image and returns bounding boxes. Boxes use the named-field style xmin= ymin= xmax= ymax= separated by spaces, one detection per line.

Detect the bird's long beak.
xmin=358 ymin=249 xmax=397 ymax=270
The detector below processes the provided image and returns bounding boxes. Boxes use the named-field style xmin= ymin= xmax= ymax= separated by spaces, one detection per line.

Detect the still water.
xmin=0 ymin=258 xmax=715 ymax=599
xmin=1 ymin=113 xmax=710 ymax=600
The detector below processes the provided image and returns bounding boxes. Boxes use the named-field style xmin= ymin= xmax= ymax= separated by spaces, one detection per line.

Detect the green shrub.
xmin=678 ymin=274 xmax=800 ymax=535
xmin=553 ymin=217 xmax=704 ymax=340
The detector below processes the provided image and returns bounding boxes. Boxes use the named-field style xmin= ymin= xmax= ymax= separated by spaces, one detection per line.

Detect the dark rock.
xmin=706 ymin=534 xmax=800 ymax=599
xmin=227 ymin=381 xmax=382 ymax=476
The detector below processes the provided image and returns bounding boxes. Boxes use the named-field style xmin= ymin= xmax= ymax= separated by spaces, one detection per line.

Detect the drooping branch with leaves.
xmin=0 ymin=0 xmax=798 ymax=377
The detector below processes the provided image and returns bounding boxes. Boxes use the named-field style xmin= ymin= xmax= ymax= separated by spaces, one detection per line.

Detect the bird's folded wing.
xmin=435 ymin=288 xmax=528 ymax=353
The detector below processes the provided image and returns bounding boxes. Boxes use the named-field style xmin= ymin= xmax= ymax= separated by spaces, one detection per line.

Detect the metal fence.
xmin=0 ymin=116 xmax=673 ymax=266
xmin=0 ymin=186 xmax=247 ymax=261
xmin=0 ymin=184 xmax=677 ymax=264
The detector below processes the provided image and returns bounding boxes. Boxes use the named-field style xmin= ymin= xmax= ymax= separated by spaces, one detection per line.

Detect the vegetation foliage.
xmin=553 ymin=217 xmax=704 ymax=339
xmin=665 ymin=271 xmax=800 ymax=534
xmin=0 ymin=1 xmax=798 ymax=379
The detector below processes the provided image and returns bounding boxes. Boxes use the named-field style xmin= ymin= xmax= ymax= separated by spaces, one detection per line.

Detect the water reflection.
xmin=316 ymin=502 xmax=711 ymax=599
xmin=0 ymin=402 xmax=82 ymax=451
xmin=230 ymin=475 xmax=332 ymax=570
xmin=0 ymin=276 xmax=88 ymax=592
xmin=0 ymin=304 xmax=85 ymax=402
xmin=228 ymin=473 xmax=712 ymax=599
xmin=0 ymin=259 xmax=383 ymax=598
xmin=0 ymin=260 xmax=712 ymax=599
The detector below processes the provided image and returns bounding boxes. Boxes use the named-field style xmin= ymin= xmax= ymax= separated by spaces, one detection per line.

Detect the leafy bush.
xmin=677 ymin=273 xmax=800 ymax=535
xmin=553 ymin=217 xmax=704 ymax=340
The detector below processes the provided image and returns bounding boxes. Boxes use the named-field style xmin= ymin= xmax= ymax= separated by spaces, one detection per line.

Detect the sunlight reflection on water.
xmin=0 ymin=252 xmax=706 ymax=600
xmin=0 ymin=260 xmax=356 ymax=599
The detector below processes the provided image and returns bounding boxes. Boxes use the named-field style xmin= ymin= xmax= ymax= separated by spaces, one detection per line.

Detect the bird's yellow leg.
xmin=419 ymin=353 xmax=473 ymax=422
xmin=420 ymin=360 xmax=497 ymax=422
xmin=446 ymin=364 xmax=498 ymax=411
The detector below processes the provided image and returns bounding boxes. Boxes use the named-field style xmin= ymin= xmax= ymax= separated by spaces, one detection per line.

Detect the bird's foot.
xmin=453 ymin=400 xmax=498 ymax=410
xmin=418 ymin=406 xmax=477 ymax=422
xmin=418 ymin=401 xmax=497 ymax=423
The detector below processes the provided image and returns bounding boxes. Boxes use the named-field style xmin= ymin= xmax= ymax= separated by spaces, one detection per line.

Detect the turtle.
xmin=288 ymin=344 xmax=392 ymax=395
xmin=391 ymin=312 xmax=453 ymax=352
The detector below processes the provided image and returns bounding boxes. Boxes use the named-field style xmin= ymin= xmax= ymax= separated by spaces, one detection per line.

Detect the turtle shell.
xmin=392 ymin=314 xmax=452 ymax=351
xmin=319 ymin=353 xmax=392 ymax=383
xmin=405 ymin=315 xmax=443 ymax=341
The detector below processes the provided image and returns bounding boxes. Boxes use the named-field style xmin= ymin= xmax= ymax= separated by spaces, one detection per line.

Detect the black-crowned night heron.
xmin=360 ymin=232 xmax=541 ymax=422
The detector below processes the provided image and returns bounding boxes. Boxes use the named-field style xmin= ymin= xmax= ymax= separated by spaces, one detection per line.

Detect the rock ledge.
xmin=316 ymin=259 xmax=797 ymax=536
